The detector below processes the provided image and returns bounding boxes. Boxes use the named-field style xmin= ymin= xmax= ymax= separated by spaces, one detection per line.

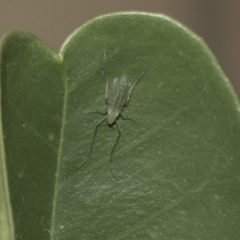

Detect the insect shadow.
xmin=76 ymin=61 xmax=147 ymax=179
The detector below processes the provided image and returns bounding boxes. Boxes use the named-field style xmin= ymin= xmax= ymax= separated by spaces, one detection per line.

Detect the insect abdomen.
xmin=107 ymin=77 xmax=131 ymax=124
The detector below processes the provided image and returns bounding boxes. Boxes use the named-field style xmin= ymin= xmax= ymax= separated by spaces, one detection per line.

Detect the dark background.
xmin=1 ymin=0 xmax=239 ymax=98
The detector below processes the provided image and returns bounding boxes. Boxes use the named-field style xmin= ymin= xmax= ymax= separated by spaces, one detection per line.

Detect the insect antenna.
xmin=127 ymin=68 xmax=148 ymax=102
xmin=76 ymin=117 xmax=107 ymax=171
xmin=101 ymin=61 xmax=109 ymax=103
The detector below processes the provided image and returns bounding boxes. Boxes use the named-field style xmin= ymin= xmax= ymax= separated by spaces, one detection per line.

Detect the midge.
xmin=76 ymin=62 xmax=147 ymax=178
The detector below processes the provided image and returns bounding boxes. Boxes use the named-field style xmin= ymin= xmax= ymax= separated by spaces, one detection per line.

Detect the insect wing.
xmin=108 ymin=77 xmax=131 ymax=123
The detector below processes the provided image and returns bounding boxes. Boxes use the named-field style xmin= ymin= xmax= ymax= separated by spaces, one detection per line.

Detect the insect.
xmin=76 ymin=61 xmax=147 ymax=179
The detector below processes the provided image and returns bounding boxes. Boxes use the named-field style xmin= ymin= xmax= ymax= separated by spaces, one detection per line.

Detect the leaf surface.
xmin=1 ymin=12 xmax=240 ymax=240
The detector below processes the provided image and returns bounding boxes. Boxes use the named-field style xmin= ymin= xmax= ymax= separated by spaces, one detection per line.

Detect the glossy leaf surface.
xmin=1 ymin=12 xmax=240 ymax=240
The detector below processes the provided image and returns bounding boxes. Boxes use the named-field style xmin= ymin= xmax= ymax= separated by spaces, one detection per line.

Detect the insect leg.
xmin=101 ymin=61 xmax=109 ymax=104
xmin=76 ymin=117 xmax=107 ymax=171
xmin=127 ymin=69 xmax=148 ymax=102
xmin=85 ymin=110 xmax=108 ymax=115
xmin=109 ymin=121 xmax=122 ymax=180
xmin=120 ymin=113 xmax=139 ymax=125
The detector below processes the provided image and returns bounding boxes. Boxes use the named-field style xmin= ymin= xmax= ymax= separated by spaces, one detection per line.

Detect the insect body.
xmin=108 ymin=75 xmax=132 ymax=124
xmin=76 ymin=62 xmax=147 ymax=178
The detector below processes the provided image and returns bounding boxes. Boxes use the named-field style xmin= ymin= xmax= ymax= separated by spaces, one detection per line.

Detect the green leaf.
xmin=0 ymin=125 xmax=14 ymax=240
xmin=1 ymin=12 xmax=240 ymax=240
xmin=0 ymin=32 xmax=65 ymax=239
